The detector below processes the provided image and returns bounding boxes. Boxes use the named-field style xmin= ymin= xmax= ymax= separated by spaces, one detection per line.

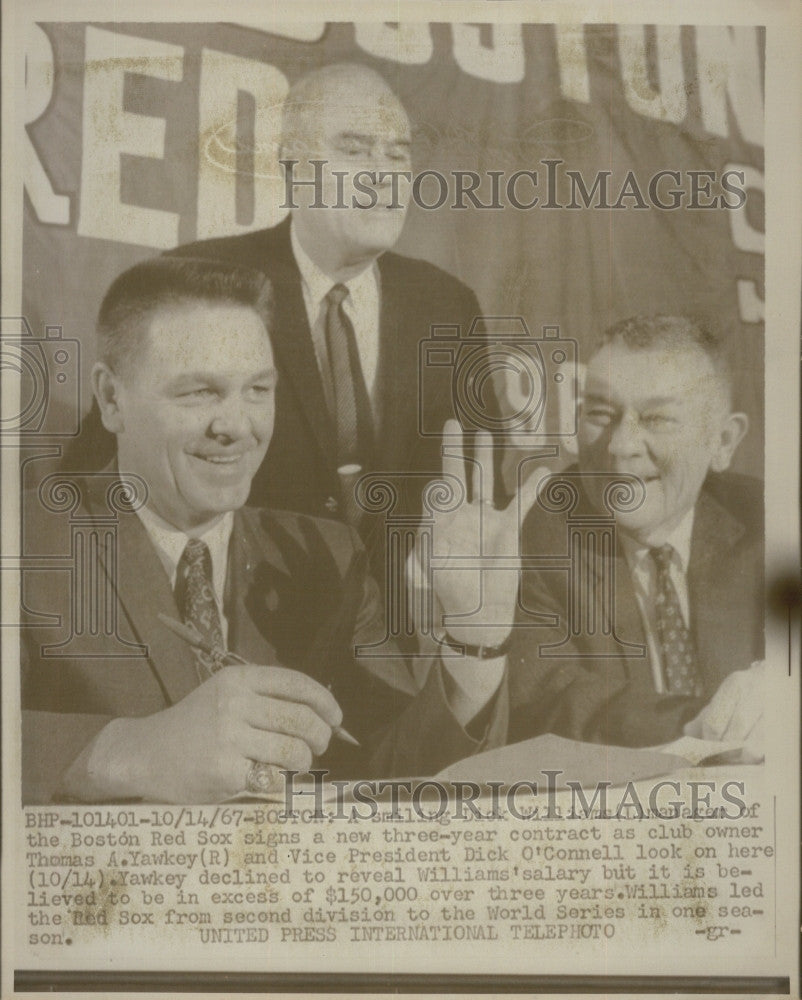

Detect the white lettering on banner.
xmin=728 ymin=164 xmax=764 ymax=255
xmin=354 ymin=23 xmax=433 ymax=65
xmin=51 ymin=24 xmax=763 ymax=251
xmin=25 ymin=25 xmax=70 ymax=225
xmin=695 ymin=27 xmax=763 ymax=147
xmin=197 ymin=50 xmax=289 ymax=241
xmin=451 ymin=24 xmax=525 ymax=84
xmin=618 ymin=26 xmax=687 ymax=125
xmin=228 ymin=22 xmax=326 ymax=42
xmin=728 ymin=162 xmax=765 ymax=323
xmin=553 ymin=25 xmax=591 ymax=104
xmin=77 ymin=27 xmax=183 ymax=249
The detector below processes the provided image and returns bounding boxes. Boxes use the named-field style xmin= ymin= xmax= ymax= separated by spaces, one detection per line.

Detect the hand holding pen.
xmin=158 ymin=614 xmax=359 ymax=747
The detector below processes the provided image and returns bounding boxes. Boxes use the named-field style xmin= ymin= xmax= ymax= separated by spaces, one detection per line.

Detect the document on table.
xmin=434 ymin=733 xmax=744 ymax=785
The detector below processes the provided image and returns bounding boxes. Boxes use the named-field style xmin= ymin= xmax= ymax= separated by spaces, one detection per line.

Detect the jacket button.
xmin=324 ymin=496 xmax=339 ymax=513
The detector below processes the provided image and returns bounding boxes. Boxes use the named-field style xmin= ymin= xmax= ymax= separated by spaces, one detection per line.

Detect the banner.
xmin=24 ymin=20 xmax=764 ymax=472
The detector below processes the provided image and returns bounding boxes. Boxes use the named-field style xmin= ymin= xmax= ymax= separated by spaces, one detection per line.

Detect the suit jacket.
xmin=507 ymin=471 xmax=764 ymax=747
xmin=20 ymin=473 xmax=498 ymax=803
xmin=166 ymin=219 xmax=482 ymax=523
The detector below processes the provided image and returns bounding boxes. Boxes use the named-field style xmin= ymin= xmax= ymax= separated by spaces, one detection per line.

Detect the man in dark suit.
xmin=503 ymin=315 xmax=763 ymax=747
xmin=21 ymin=257 xmax=506 ymax=804
xmin=166 ymin=62 xmax=482 ymax=525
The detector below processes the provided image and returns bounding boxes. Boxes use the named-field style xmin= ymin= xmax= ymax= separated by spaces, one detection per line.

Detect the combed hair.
xmin=280 ymin=61 xmax=399 ymax=156
xmin=597 ymin=315 xmax=735 ymax=399
xmin=97 ymin=256 xmax=273 ymax=374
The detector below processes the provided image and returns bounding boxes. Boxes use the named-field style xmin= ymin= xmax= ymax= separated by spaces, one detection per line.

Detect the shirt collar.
xmin=619 ymin=506 xmax=695 ymax=574
xmin=290 ymin=219 xmax=378 ymax=310
xmin=135 ymin=504 xmax=234 ymax=596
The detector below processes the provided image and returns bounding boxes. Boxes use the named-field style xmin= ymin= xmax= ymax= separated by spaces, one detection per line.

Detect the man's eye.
xmin=247 ymin=384 xmax=274 ymax=399
xmin=642 ymin=414 xmax=675 ymax=429
xmin=387 ymin=145 xmax=411 ymax=163
xmin=341 ymin=144 xmax=370 ymax=157
xmin=583 ymin=408 xmax=613 ymax=426
xmin=179 ymin=387 xmax=215 ymax=400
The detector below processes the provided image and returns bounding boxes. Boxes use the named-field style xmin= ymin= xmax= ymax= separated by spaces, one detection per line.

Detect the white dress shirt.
xmin=136 ymin=505 xmax=234 ymax=645
xmin=289 ymin=221 xmax=381 ymax=414
xmin=619 ymin=509 xmax=695 ymax=693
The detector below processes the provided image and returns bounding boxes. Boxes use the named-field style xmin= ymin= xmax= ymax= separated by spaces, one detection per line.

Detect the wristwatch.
xmin=439 ymin=631 xmax=513 ymax=659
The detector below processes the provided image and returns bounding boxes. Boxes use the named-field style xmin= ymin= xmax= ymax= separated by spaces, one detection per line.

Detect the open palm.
xmin=429 ymin=420 xmax=546 ymax=648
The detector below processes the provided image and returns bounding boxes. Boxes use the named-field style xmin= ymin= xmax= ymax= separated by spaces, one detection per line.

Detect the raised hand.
xmin=429 ymin=420 xmax=547 ymax=648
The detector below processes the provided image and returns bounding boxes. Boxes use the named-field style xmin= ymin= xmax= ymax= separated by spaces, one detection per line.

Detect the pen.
xmin=158 ymin=613 xmax=360 ymax=746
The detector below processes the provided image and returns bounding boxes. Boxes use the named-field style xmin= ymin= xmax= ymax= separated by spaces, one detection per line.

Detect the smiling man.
xmin=506 ymin=315 xmax=764 ymax=747
xmin=97 ymin=287 xmax=277 ymax=533
xmin=20 ymin=257 xmax=506 ymax=804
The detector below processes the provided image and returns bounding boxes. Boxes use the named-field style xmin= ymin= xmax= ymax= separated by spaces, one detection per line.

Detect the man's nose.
xmin=607 ymin=410 xmax=644 ymax=457
xmin=209 ymin=396 xmax=252 ymax=440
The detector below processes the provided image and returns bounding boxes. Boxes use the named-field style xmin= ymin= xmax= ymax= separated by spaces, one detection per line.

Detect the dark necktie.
xmin=650 ymin=544 xmax=701 ymax=696
xmin=324 ymin=284 xmax=373 ymax=467
xmin=176 ymin=538 xmax=224 ymax=678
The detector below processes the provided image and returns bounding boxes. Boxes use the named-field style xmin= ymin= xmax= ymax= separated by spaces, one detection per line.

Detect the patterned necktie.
xmin=324 ymin=284 xmax=373 ymax=467
xmin=650 ymin=544 xmax=701 ymax=696
xmin=176 ymin=538 xmax=225 ymax=677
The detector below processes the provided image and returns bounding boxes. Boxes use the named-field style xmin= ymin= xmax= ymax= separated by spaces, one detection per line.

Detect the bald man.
xmin=168 ymin=62 xmax=482 ymax=536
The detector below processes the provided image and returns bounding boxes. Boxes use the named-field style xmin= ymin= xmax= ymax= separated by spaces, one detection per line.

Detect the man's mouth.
xmin=192 ymin=453 xmax=246 ymax=465
xmin=611 ymin=470 xmax=661 ymax=492
xmin=610 ymin=466 xmax=659 ymax=483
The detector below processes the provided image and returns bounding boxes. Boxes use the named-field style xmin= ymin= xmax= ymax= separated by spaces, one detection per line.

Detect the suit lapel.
xmin=688 ymin=489 xmax=745 ymax=692
xmin=573 ymin=480 xmax=649 ymax=666
xmin=375 ymin=257 xmax=406 ymax=467
xmin=88 ymin=479 xmax=284 ymax=694
xmin=266 ymin=220 xmax=336 ymax=469
xmin=585 ymin=486 xmax=746 ymax=695
xmin=83 ymin=475 xmax=200 ymax=706
xmin=609 ymin=546 xmax=650 ymax=664
xmin=226 ymin=510 xmax=278 ymax=666
xmin=579 ymin=531 xmax=652 ymax=693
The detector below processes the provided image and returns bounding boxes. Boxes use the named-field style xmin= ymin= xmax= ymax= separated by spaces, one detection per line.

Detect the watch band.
xmin=440 ymin=631 xmax=513 ymax=660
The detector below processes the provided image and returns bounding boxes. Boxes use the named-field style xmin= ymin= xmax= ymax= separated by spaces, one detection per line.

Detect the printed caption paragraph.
xmin=21 ymin=782 xmax=775 ymax=958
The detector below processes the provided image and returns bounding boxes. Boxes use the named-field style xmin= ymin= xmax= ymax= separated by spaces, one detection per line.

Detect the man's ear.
xmin=91 ymin=362 xmax=125 ymax=434
xmin=279 ymin=137 xmax=315 ymax=178
xmin=278 ymin=140 xmax=303 ymax=169
xmin=710 ymin=411 xmax=749 ymax=472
